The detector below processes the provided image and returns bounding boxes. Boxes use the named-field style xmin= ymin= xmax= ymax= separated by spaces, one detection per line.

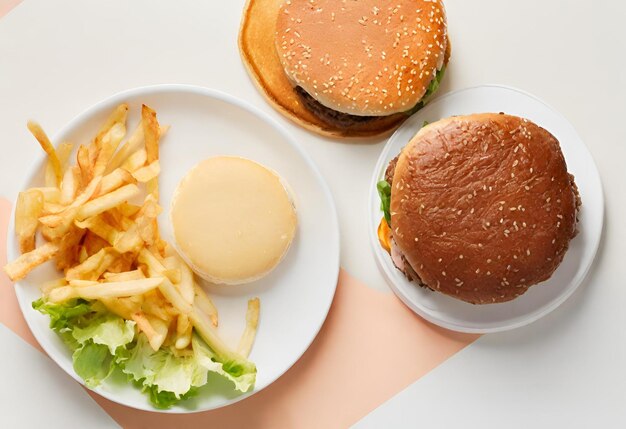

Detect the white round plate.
xmin=369 ymin=85 xmax=603 ymax=334
xmin=8 ymin=85 xmax=340 ymax=412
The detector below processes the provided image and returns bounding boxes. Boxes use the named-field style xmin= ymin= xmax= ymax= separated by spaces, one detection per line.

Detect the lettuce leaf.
xmin=122 ymin=333 xmax=256 ymax=405
xmin=34 ymin=297 xmax=256 ymax=409
xmin=73 ymin=342 xmax=115 ymax=388
xmin=32 ymin=298 xmax=93 ymax=332
xmin=404 ymin=65 xmax=447 ymax=116
xmin=122 ymin=334 xmax=205 ymax=398
xmin=192 ymin=334 xmax=256 ymax=393
xmin=377 ymin=180 xmax=392 ymax=226
xmin=72 ymin=316 xmax=135 ymax=355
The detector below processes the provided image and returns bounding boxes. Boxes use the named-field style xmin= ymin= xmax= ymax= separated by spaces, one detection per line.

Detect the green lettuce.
xmin=33 ymin=298 xmax=256 ymax=409
xmin=378 ymin=120 xmax=431 ymax=225
xmin=192 ymin=334 xmax=256 ymax=393
xmin=405 ymin=65 xmax=447 ymax=116
xmin=377 ymin=180 xmax=392 ymax=226
xmin=121 ymin=333 xmax=256 ymax=408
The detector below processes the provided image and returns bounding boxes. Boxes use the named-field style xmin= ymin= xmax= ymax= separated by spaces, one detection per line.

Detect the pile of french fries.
xmin=4 ymin=104 xmax=259 ymax=357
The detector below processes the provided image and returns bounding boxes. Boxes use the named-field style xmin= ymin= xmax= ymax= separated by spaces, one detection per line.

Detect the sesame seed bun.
xmin=276 ymin=0 xmax=448 ymax=116
xmin=239 ymin=0 xmax=449 ymax=138
xmin=389 ymin=114 xmax=580 ymax=304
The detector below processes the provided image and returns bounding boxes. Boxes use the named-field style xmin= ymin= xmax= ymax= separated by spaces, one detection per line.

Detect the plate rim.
xmin=368 ymin=84 xmax=605 ymax=334
xmin=7 ymin=84 xmax=341 ymax=413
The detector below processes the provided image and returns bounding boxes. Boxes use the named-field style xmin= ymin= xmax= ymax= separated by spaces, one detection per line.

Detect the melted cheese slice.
xmin=171 ymin=156 xmax=297 ymax=284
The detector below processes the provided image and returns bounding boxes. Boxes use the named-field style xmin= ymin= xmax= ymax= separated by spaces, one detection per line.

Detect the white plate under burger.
xmin=369 ymin=85 xmax=603 ymax=334
xmin=7 ymin=85 xmax=340 ymax=412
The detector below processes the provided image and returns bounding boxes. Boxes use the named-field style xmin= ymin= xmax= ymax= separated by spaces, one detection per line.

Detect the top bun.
xmin=275 ymin=0 xmax=448 ymax=116
xmin=390 ymin=114 xmax=580 ymax=304
xmin=171 ymin=156 xmax=297 ymax=285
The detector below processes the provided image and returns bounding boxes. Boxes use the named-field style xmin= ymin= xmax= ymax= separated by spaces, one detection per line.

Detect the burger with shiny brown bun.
xmin=239 ymin=0 xmax=449 ymax=137
xmin=377 ymin=114 xmax=581 ymax=304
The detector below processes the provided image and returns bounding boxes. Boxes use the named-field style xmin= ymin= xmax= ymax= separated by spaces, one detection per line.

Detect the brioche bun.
xmin=390 ymin=114 xmax=580 ymax=304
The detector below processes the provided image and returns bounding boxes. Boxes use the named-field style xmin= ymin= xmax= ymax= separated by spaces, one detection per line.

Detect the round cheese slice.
xmin=171 ymin=156 xmax=297 ymax=284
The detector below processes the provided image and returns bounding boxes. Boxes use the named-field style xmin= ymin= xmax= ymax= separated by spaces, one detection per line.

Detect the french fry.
xmin=103 ymin=269 xmax=145 ymax=282
xmin=176 ymin=313 xmax=190 ymax=335
xmin=162 ymin=268 xmax=182 ymax=284
xmin=31 ymin=187 xmax=61 ymax=204
xmin=44 ymin=142 xmax=74 ymax=187
xmin=54 ymin=225 xmax=85 ymax=271
xmin=237 ymin=298 xmax=260 ymax=358
xmin=82 ymin=232 xmax=110 ymax=257
xmin=47 ymin=286 xmax=76 ymax=303
xmin=15 ymin=190 xmax=44 ymax=253
xmin=142 ymin=105 xmax=160 ymax=164
xmin=75 ymin=215 xmax=121 ymax=245
xmin=96 ymin=168 xmax=137 ymax=197
xmin=177 ymin=257 xmax=195 ymax=305
xmin=142 ymin=291 xmax=173 ymax=321
xmin=68 ymin=279 xmax=100 ymax=287
xmin=27 ymin=121 xmax=62 ymax=187
xmin=134 ymin=195 xmax=161 ymax=246
xmin=113 ymin=223 xmax=144 ymax=254
xmin=78 ymin=247 xmax=88 ymax=263
xmin=193 ymin=282 xmax=218 ymax=326
xmin=41 ymin=278 xmax=67 ymax=294
xmin=88 ymin=104 xmax=128 ymax=169
xmin=189 ymin=305 xmax=245 ymax=363
xmin=106 ymin=252 xmax=134 ymax=273
xmin=162 ymin=256 xmax=185 ymax=286
xmin=43 ymin=201 xmax=66 ymax=215
xmin=106 ymin=124 xmax=169 ymax=174
xmin=117 ymin=202 xmax=141 ymax=218
xmin=93 ymin=122 xmax=126 ymax=177
xmin=147 ymin=177 xmax=159 ymax=201
xmin=39 ymin=171 xmax=102 ymax=237
xmin=76 ymin=144 xmax=93 ymax=186
xmin=49 ymin=277 xmax=164 ymax=303
xmin=39 ymin=176 xmax=102 ymax=231
xmin=4 ymin=242 xmax=59 ymax=281
xmin=103 ymin=208 xmax=134 ymax=231
xmin=138 ymin=249 xmax=192 ymax=314
xmin=56 ymin=142 xmax=74 ymax=171
xmin=132 ymin=161 xmax=160 ymax=183
xmin=60 ymin=167 xmax=80 ymax=204
xmin=175 ymin=314 xmax=192 ymax=349
xmin=101 ymin=297 xmax=140 ymax=320
xmin=106 ymin=124 xmax=143 ymax=174
xmin=65 ymin=247 xmax=118 ymax=281
xmin=94 ymin=104 xmax=128 ymax=146
xmin=76 ymin=183 xmax=139 ymax=221
xmin=148 ymin=316 xmax=169 ymax=351
xmin=132 ymin=311 xmax=168 ymax=351
xmin=121 ymin=148 xmax=147 ymax=173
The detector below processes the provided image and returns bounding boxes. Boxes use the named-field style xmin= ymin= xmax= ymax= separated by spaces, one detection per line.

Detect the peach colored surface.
xmin=1 ymin=194 xmax=477 ymax=427
xmin=0 ymin=0 xmax=21 ymax=18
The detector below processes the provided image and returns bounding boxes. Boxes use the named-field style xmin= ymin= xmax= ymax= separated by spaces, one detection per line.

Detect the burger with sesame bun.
xmin=239 ymin=0 xmax=450 ymax=138
xmin=376 ymin=113 xmax=581 ymax=304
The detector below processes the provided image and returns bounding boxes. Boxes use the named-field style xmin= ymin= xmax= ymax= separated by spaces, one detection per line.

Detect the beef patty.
xmin=295 ymin=86 xmax=385 ymax=129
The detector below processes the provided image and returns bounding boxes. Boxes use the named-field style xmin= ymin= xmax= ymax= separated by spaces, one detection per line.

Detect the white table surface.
xmin=0 ymin=0 xmax=625 ymax=427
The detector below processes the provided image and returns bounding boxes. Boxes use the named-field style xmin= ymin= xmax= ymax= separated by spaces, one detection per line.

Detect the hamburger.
xmin=377 ymin=114 xmax=581 ymax=304
xmin=240 ymin=0 xmax=450 ymax=137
